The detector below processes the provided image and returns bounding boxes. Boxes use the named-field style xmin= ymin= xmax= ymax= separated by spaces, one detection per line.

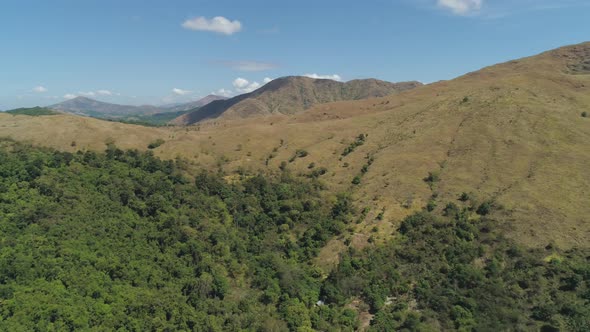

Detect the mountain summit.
xmin=170 ymin=76 xmax=422 ymax=125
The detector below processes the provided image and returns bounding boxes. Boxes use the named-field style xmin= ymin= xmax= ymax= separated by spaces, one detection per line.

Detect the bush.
xmin=476 ymin=201 xmax=492 ymax=215
xmin=424 ymin=171 xmax=440 ymax=188
xmin=147 ymin=138 xmax=165 ymax=149
xmin=582 ymin=111 xmax=588 ymax=118
xmin=341 ymin=134 xmax=366 ymax=156
xmin=296 ymin=149 xmax=309 ymax=158
xmin=351 ymin=175 xmax=361 ymax=185
xmin=459 ymin=192 xmax=470 ymax=202
xmin=426 ymin=200 xmax=437 ymax=212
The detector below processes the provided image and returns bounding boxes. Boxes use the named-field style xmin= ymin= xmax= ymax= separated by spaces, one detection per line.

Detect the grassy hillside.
xmin=4 ymin=107 xmax=59 ymax=116
xmin=1 ymin=42 xmax=589 ymax=252
xmin=115 ymin=110 xmax=192 ymax=126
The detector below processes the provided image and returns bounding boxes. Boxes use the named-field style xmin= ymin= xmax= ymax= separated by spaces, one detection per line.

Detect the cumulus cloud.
xmin=182 ymin=16 xmax=242 ymax=35
xmin=33 ymin=86 xmax=48 ymax=93
xmin=437 ymin=0 xmax=483 ymax=15
xmin=304 ymin=73 xmax=343 ymax=81
xmin=172 ymin=88 xmax=192 ymax=96
xmin=79 ymin=91 xmax=96 ymax=97
xmin=263 ymin=77 xmax=273 ymax=84
xmin=232 ymin=78 xmax=261 ymax=93
xmin=63 ymin=94 xmax=77 ymax=99
xmin=218 ymin=60 xmax=278 ymax=72
xmin=214 ymin=88 xmax=233 ymax=97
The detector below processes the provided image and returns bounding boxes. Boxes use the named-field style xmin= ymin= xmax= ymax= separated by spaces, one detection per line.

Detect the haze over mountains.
xmin=47 ymin=94 xmax=227 ymax=119
xmin=171 ymin=76 xmax=422 ymax=125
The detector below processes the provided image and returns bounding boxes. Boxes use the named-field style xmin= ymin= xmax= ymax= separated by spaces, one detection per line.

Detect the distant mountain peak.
xmin=171 ymin=76 xmax=422 ymax=125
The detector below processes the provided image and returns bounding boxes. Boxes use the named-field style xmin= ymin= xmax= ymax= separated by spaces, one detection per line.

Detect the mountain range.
xmin=48 ymin=94 xmax=227 ymax=120
xmin=171 ymin=77 xmax=422 ymax=125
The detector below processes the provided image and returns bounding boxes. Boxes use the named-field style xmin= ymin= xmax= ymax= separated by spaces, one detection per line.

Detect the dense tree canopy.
xmin=0 ymin=139 xmax=588 ymax=331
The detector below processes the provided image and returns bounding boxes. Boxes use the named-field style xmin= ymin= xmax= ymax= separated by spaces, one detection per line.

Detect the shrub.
xmin=341 ymin=134 xmax=366 ymax=156
xmin=351 ymin=176 xmax=361 ymax=185
xmin=296 ymin=149 xmax=309 ymax=158
xmin=459 ymin=192 xmax=470 ymax=202
xmin=147 ymin=138 xmax=165 ymax=149
xmin=476 ymin=201 xmax=492 ymax=215
xmin=582 ymin=111 xmax=588 ymax=118
xmin=426 ymin=200 xmax=437 ymax=212
xmin=424 ymin=171 xmax=440 ymax=188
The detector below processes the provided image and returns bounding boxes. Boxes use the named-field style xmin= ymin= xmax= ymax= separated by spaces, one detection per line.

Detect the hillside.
xmin=48 ymin=95 xmax=225 ymax=121
xmin=163 ymin=94 xmax=227 ymax=112
xmin=2 ymin=42 xmax=589 ymax=251
xmin=49 ymin=96 xmax=163 ymax=118
xmin=4 ymin=106 xmax=59 ymax=116
xmin=171 ymin=76 xmax=422 ymax=125
xmin=2 ymin=140 xmax=587 ymax=331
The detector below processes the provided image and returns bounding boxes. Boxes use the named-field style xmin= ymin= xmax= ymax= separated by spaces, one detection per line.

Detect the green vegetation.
xmin=105 ymin=110 xmax=192 ymax=126
xmin=0 ymin=140 xmax=352 ymax=330
xmin=0 ymin=139 xmax=587 ymax=331
xmin=341 ymin=134 xmax=366 ymax=156
xmin=351 ymin=175 xmax=362 ymax=185
xmin=147 ymin=138 xmax=166 ymax=149
xmin=322 ymin=209 xmax=590 ymax=331
xmin=424 ymin=171 xmax=441 ymax=189
xmin=289 ymin=149 xmax=309 ymax=163
xmin=5 ymin=107 xmax=58 ymax=116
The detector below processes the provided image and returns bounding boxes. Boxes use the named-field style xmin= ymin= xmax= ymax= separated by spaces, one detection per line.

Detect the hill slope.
xmin=49 ymin=96 xmax=163 ymax=118
xmin=171 ymin=77 xmax=422 ymax=125
xmin=2 ymin=42 xmax=589 ymax=249
xmin=162 ymin=94 xmax=227 ymax=113
xmin=4 ymin=106 xmax=59 ymax=116
xmin=48 ymin=95 xmax=225 ymax=120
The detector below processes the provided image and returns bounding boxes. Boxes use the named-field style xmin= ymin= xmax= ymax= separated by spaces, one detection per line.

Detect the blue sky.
xmin=1 ymin=0 xmax=589 ymax=109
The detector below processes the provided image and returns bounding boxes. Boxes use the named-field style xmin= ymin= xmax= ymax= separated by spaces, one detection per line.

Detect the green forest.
xmin=0 ymin=139 xmax=588 ymax=331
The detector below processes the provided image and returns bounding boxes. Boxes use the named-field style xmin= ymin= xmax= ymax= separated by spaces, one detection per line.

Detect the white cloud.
xmin=304 ymin=73 xmax=343 ymax=81
xmin=214 ymin=88 xmax=233 ymax=97
xmin=172 ymin=88 xmax=192 ymax=96
xmin=79 ymin=91 xmax=96 ymax=97
xmin=232 ymin=77 xmax=261 ymax=93
xmin=437 ymin=0 xmax=483 ymax=15
xmin=219 ymin=61 xmax=278 ymax=72
xmin=182 ymin=16 xmax=242 ymax=35
xmin=33 ymin=86 xmax=48 ymax=93
xmin=263 ymin=77 xmax=273 ymax=84
xmin=232 ymin=78 xmax=249 ymax=89
xmin=63 ymin=94 xmax=77 ymax=99
xmin=97 ymin=90 xmax=113 ymax=96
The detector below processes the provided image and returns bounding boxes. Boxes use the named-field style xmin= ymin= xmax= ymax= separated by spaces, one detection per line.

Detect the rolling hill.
xmin=2 ymin=42 xmax=589 ymax=251
xmin=4 ymin=106 xmax=59 ymax=116
xmin=49 ymin=96 xmax=163 ymax=118
xmin=48 ymin=95 xmax=226 ymax=121
xmin=171 ymin=76 xmax=422 ymax=125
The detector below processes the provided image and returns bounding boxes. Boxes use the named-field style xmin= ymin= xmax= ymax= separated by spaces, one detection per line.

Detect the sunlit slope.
xmin=1 ymin=42 xmax=589 ymax=248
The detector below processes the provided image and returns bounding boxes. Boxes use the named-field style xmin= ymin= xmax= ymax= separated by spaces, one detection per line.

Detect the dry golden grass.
xmin=1 ymin=42 xmax=589 ymax=252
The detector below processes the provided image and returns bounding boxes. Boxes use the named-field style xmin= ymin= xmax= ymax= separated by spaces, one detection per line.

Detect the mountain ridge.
xmin=48 ymin=95 xmax=226 ymax=119
xmin=171 ymin=76 xmax=422 ymax=125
